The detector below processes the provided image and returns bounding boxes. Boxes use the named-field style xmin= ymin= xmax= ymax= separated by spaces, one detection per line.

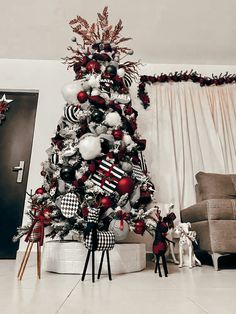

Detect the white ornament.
xmin=78 ymin=134 xmax=101 ymax=160
xmin=117 ymin=68 xmax=125 ymax=77
xmin=61 ymin=81 xmax=83 ymax=105
xmin=81 ymin=81 xmax=90 ymax=91
xmin=109 ymin=219 xmax=129 ymax=242
xmin=105 ymin=112 xmax=122 ymax=127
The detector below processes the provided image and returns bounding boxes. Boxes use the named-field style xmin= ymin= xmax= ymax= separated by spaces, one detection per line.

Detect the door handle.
xmin=12 ymin=161 xmax=25 ymax=183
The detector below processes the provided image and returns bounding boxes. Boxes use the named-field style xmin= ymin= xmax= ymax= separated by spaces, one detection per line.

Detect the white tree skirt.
xmin=42 ymin=240 xmax=146 ymax=275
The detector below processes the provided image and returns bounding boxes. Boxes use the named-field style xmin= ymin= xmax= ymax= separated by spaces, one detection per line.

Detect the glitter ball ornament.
xmin=86 ymin=60 xmax=101 ymax=73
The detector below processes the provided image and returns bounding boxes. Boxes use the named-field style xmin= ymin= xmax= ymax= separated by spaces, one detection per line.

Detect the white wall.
xmin=1 ymin=58 xmax=236 ymax=252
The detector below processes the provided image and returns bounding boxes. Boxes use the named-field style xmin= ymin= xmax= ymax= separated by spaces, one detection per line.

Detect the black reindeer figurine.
xmin=81 ymin=207 xmax=115 ymax=282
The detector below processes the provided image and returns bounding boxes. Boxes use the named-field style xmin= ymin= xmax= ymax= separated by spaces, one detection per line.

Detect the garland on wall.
xmin=138 ymin=70 xmax=236 ymax=109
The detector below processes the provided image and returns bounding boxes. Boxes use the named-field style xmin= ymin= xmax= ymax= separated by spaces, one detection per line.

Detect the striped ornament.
xmin=51 ymin=153 xmax=59 ymax=165
xmin=64 ymin=105 xmax=80 ymax=123
xmin=123 ymin=73 xmax=132 ymax=88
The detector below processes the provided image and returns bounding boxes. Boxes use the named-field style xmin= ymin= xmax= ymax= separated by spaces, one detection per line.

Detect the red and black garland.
xmin=138 ymin=70 xmax=236 ymax=109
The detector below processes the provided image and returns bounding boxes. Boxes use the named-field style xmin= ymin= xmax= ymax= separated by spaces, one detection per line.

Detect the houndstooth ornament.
xmin=60 ymin=193 xmax=79 ymax=218
xmin=85 ymin=231 xmax=115 ymax=251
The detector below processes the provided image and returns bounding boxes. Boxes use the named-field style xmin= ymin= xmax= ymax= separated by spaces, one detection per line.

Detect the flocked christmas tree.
xmin=14 ymin=7 xmax=157 ymax=245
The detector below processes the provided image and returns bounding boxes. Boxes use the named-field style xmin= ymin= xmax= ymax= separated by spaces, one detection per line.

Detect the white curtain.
xmin=145 ymin=82 xmax=236 ymax=218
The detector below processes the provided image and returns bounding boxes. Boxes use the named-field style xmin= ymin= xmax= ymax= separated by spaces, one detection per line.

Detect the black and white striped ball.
xmin=64 ymin=105 xmax=80 ymax=123
xmin=51 ymin=153 xmax=59 ymax=165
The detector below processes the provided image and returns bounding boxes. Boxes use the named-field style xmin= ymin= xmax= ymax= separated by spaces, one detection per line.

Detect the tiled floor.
xmin=0 ymin=255 xmax=236 ymax=314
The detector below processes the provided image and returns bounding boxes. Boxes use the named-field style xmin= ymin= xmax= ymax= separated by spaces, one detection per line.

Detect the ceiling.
xmin=1 ymin=0 xmax=236 ymax=65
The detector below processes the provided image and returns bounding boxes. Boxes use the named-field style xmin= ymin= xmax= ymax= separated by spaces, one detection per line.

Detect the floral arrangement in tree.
xmin=14 ymin=7 xmax=157 ymax=244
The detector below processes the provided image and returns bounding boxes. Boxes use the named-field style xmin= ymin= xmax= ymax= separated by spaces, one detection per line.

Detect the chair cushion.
xmin=181 ymin=199 xmax=236 ymax=223
xmin=195 ymin=172 xmax=236 ymax=201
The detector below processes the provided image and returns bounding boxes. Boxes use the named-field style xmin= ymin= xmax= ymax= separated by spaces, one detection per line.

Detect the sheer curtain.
xmin=147 ymin=82 xmax=236 ymax=217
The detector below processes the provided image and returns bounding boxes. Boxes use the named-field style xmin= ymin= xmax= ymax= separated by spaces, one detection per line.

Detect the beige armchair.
xmin=181 ymin=172 xmax=236 ymax=270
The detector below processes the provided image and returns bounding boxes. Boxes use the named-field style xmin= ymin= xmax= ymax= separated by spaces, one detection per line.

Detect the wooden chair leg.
xmin=92 ymin=250 xmax=95 ymax=283
xmin=81 ymin=250 xmax=91 ymax=281
xmin=18 ymin=241 xmax=34 ymax=280
xmin=97 ymin=251 xmax=105 ymax=279
xmin=37 ymin=242 xmax=41 ymax=279
xmin=106 ymin=250 xmax=112 ymax=281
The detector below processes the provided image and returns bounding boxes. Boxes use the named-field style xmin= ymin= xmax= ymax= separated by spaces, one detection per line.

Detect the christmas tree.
xmin=14 ymin=7 xmax=156 ymax=245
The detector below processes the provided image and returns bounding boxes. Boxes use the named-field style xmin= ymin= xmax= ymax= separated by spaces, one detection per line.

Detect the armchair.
xmin=181 ymin=171 xmax=236 ymax=270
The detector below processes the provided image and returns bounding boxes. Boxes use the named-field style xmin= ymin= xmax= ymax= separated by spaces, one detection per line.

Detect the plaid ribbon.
xmin=25 ymin=212 xmax=51 ymax=246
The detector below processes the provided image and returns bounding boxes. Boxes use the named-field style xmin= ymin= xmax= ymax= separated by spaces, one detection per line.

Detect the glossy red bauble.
xmin=112 ymin=129 xmax=123 ymax=140
xmin=134 ymin=220 xmax=146 ymax=235
xmin=100 ymin=196 xmax=112 ymax=209
xmin=86 ymin=60 xmax=101 ymax=73
xmin=117 ymin=177 xmax=135 ymax=195
xmin=35 ymin=187 xmax=45 ymax=195
xmin=77 ymin=91 xmax=88 ymax=103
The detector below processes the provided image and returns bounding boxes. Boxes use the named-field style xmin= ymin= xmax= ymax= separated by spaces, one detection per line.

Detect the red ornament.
xmin=77 ymin=91 xmax=88 ymax=103
xmin=124 ymin=106 xmax=133 ymax=116
xmin=117 ymin=177 xmax=135 ymax=195
xmin=35 ymin=187 xmax=45 ymax=195
xmin=86 ymin=60 xmax=101 ymax=73
xmin=112 ymin=129 xmax=123 ymax=140
xmin=134 ymin=220 xmax=146 ymax=235
xmin=100 ymin=196 xmax=112 ymax=210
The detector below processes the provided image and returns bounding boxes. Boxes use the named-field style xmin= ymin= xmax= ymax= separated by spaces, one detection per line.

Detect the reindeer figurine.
xmin=81 ymin=207 xmax=115 ymax=283
xmin=152 ymin=210 xmax=176 ymax=277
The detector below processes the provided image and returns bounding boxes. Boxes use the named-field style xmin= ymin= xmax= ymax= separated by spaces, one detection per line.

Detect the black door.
xmin=0 ymin=91 xmax=38 ymax=258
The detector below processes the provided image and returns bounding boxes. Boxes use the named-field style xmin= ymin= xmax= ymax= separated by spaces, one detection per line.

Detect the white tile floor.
xmin=0 ymin=255 xmax=236 ymax=314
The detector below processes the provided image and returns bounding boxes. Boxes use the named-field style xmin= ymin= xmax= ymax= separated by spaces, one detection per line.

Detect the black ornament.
xmin=105 ymin=65 xmax=117 ymax=77
xmin=91 ymin=110 xmax=104 ymax=123
xmin=60 ymin=165 xmax=75 ymax=182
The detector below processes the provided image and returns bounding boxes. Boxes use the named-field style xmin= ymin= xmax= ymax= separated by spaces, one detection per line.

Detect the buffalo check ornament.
xmin=61 ymin=193 xmax=79 ymax=218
